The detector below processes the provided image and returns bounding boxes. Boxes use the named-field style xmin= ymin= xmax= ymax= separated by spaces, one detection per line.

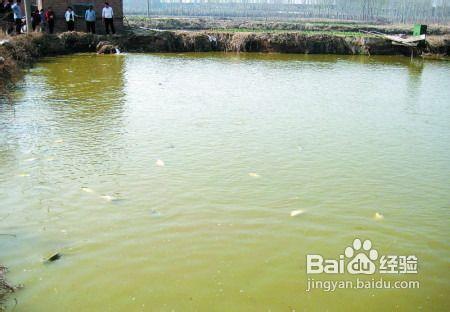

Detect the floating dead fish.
xmin=373 ymin=212 xmax=384 ymax=221
xmin=248 ymin=172 xmax=260 ymax=178
xmin=46 ymin=253 xmax=62 ymax=263
xmin=17 ymin=173 xmax=30 ymax=177
xmin=54 ymin=139 xmax=64 ymax=144
xmin=156 ymin=159 xmax=165 ymax=167
xmin=24 ymin=158 xmax=37 ymax=162
xmin=149 ymin=209 xmax=161 ymax=217
xmin=290 ymin=209 xmax=305 ymax=217
xmin=81 ymin=187 xmax=95 ymax=194
xmin=100 ymin=195 xmax=116 ymax=202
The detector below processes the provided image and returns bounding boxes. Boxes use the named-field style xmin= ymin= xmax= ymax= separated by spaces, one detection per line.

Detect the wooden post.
xmin=146 ymin=0 xmax=150 ymax=27
xmin=23 ymin=0 xmax=32 ymax=34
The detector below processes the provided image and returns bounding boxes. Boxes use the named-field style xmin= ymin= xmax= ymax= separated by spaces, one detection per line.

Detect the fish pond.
xmin=0 ymin=53 xmax=449 ymax=311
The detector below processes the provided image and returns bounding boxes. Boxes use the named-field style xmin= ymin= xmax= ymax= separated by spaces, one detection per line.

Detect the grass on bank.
xmin=126 ymin=16 xmax=450 ymax=35
xmin=206 ymin=28 xmax=374 ymax=37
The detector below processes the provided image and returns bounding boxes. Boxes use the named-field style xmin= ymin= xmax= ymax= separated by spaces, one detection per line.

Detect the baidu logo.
xmin=306 ymin=238 xmax=418 ymax=275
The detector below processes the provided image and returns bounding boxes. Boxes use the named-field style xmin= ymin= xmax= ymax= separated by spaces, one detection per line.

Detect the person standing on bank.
xmin=64 ymin=6 xmax=75 ymax=31
xmin=45 ymin=7 xmax=55 ymax=34
xmin=39 ymin=9 xmax=46 ymax=32
xmin=2 ymin=0 xmax=14 ymax=35
xmin=85 ymin=5 xmax=96 ymax=34
xmin=31 ymin=8 xmax=41 ymax=32
xmin=11 ymin=0 xmax=22 ymax=35
xmin=102 ymin=2 xmax=114 ymax=35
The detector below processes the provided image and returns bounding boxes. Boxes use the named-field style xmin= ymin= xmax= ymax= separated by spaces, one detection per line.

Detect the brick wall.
xmin=40 ymin=0 xmax=123 ymax=33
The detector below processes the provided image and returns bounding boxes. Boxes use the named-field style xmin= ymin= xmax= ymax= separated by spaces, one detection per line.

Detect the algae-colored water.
xmin=0 ymin=53 xmax=449 ymax=311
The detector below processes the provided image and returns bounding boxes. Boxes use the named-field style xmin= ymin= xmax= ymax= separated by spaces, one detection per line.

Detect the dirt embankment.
xmin=118 ymin=30 xmax=449 ymax=55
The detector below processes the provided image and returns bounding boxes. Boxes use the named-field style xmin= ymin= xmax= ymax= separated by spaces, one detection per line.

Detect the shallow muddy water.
xmin=0 ymin=53 xmax=449 ymax=311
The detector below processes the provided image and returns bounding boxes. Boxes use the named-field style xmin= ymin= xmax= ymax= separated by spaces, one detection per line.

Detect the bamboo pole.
xmin=23 ymin=0 xmax=32 ymax=34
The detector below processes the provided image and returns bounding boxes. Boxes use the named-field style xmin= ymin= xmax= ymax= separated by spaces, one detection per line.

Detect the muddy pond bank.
xmin=120 ymin=30 xmax=449 ymax=55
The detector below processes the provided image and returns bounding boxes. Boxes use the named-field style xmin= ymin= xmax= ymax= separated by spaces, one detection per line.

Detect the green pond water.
xmin=0 ymin=53 xmax=449 ymax=311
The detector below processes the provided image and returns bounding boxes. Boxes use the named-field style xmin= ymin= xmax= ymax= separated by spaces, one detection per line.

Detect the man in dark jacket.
xmin=1 ymin=0 xmax=14 ymax=34
xmin=31 ymin=8 xmax=41 ymax=31
xmin=45 ymin=7 xmax=55 ymax=34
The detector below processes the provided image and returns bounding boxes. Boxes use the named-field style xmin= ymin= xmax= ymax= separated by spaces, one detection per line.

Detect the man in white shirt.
xmin=102 ymin=2 xmax=115 ymax=34
xmin=64 ymin=6 xmax=75 ymax=31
